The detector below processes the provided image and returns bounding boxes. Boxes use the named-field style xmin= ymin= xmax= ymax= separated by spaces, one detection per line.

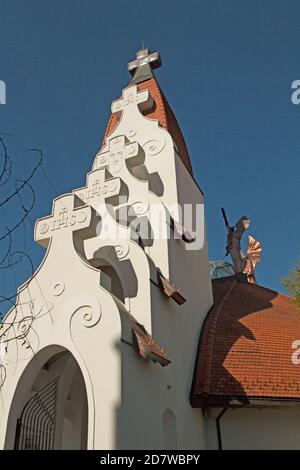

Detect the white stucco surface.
xmin=205 ymin=408 xmax=300 ymax=450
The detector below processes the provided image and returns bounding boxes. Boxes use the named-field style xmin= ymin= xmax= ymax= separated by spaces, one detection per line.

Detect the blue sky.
xmin=0 ymin=0 xmax=299 ymax=304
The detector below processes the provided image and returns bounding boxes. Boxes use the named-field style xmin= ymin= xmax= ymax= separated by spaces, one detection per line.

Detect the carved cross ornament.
xmin=111 ymin=85 xmax=153 ymax=114
xmin=95 ymin=136 xmax=141 ymax=175
xmin=35 ymin=194 xmax=92 ymax=247
xmin=74 ymin=168 xmax=121 ymax=206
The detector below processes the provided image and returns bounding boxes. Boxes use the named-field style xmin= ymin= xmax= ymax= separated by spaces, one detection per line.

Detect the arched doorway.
xmin=14 ymin=377 xmax=58 ymax=449
xmin=5 ymin=346 xmax=88 ymax=450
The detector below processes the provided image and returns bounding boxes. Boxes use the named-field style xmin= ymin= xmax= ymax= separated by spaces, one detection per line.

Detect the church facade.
xmin=1 ymin=48 xmax=300 ymax=450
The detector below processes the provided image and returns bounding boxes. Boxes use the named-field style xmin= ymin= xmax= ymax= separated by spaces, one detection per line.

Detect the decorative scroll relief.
xmin=53 ymin=282 xmax=65 ymax=297
xmin=74 ymin=168 xmax=121 ymax=205
xmin=95 ymin=136 xmax=141 ymax=175
xmin=128 ymin=129 xmax=137 ymax=138
xmin=113 ymin=242 xmax=130 ymax=260
xmin=1 ymin=304 xmax=33 ymax=343
xmin=16 ymin=315 xmax=34 ymax=338
xmin=69 ymin=296 xmax=102 ymax=335
xmin=73 ymin=305 xmax=102 ymax=328
xmin=143 ymin=137 xmax=166 ymax=156
xmin=35 ymin=194 xmax=92 ymax=244
xmin=91 ymin=242 xmax=130 ymax=261
xmin=130 ymin=201 xmax=149 ymax=216
xmin=111 ymin=85 xmax=154 ymax=114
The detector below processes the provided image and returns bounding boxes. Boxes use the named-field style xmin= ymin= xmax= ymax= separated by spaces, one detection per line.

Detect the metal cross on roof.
xmin=128 ymin=48 xmax=162 ymax=84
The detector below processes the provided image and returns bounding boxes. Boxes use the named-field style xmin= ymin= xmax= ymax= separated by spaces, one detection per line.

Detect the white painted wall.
xmin=205 ymin=407 xmax=300 ymax=450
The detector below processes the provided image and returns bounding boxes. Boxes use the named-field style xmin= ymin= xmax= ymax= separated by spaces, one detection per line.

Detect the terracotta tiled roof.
xmin=103 ymin=77 xmax=193 ymax=175
xmin=191 ymin=277 xmax=300 ymax=407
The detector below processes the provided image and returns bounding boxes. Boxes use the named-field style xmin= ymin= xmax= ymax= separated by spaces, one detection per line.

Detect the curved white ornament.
xmin=128 ymin=129 xmax=137 ymax=138
xmin=39 ymin=223 xmax=49 ymax=235
xmin=114 ymin=243 xmax=130 ymax=260
xmin=53 ymin=282 xmax=65 ymax=297
xmin=16 ymin=316 xmax=33 ymax=338
xmin=131 ymin=201 xmax=149 ymax=216
xmin=73 ymin=305 xmax=102 ymax=328
xmin=143 ymin=136 xmax=166 ymax=156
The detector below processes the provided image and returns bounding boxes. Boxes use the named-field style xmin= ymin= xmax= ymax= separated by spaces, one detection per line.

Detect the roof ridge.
xmin=213 ymin=277 xmax=291 ymax=302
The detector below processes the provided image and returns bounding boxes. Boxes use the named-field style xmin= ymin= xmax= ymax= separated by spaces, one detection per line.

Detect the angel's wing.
xmin=247 ymin=235 xmax=262 ymax=268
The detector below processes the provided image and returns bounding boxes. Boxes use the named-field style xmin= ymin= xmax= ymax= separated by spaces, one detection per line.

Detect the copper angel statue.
xmin=221 ymin=208 xmax=262 ymax=283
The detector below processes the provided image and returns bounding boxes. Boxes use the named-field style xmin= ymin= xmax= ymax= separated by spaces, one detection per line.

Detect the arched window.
xmin=163 ymin=409 xmax=178 ymax=450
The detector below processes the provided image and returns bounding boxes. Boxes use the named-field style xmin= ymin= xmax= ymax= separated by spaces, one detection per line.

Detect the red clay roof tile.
xmin=191 ymin=277 xmax=300 ymax=407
